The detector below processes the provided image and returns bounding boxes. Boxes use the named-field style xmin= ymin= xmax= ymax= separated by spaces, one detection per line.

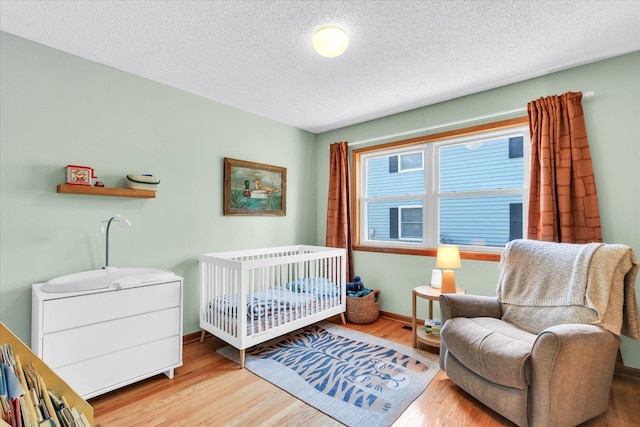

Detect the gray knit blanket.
xmin=497 ymin=239 xmax=640 ymax=339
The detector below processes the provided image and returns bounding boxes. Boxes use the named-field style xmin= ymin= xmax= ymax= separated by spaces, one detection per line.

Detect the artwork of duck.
xmin=253 ymin=179 xmax=279 ymax=194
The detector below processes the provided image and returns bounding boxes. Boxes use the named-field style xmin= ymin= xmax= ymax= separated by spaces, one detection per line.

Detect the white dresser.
xmin=32 ymin=275 xmax=183 ymax=399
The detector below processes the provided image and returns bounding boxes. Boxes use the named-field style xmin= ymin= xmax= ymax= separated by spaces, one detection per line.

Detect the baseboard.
xmin=184 ymin=314 xmax=640 ymax=379
xmin=183 ymin=331 xmax=203 ymax=345
xmin=615 ymin=365 xmax=640 ymax=379
xmin=379 ymin=310 xmax=411 ymax=324
xmin=615 ymin=359 xmax=640 ymax=380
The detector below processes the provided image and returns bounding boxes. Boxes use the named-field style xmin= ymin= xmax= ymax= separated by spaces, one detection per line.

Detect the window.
xmin=353 ymin=117 xmax=529 ymax=255
xmin=363 ymin=147 xmax=426 ymax=244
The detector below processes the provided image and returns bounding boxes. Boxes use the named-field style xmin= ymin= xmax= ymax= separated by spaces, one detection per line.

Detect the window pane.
xmin=440 ymin=137 xmax=524 ymax=192
xmin=402 ymin=223 xmax=422 ymax=238
xmin=401 ymin=153 xmax=422 ymax=171
xmin=366 ymin=155 xmax=424 ymax=197
xmin=366 ymin=199 xmax=423 ymax=243
xmin=401 ymin=207 xmax=422 ymax=222
xmin=439 ymin=195 xmax=523 ymax=247
xmin=401 ymin=207 xmax=422 ymax=239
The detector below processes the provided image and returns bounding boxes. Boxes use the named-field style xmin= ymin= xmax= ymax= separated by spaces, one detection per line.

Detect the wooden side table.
xmin=412 ymin=285 xmax=466 ymax=349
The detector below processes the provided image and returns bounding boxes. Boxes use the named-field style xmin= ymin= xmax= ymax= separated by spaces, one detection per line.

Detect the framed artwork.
xmin=224 ymin=157 xmax=286 ymax=216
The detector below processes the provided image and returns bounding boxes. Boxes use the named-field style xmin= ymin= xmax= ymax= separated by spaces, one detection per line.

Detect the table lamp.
xmin=436 ymin=245 xmax=461 ymax=293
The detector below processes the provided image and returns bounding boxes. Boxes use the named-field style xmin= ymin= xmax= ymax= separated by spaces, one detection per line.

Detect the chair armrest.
xmin=438 ymin=294 xmax=502 ymax=325
xmin=438 ymin=294 xmax=502 ymax=370
xmin=529 ymin=324 xmax=620 ymax=427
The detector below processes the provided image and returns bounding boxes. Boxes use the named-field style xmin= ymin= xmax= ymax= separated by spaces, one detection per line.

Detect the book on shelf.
xmin=0 ymin=341 xmax=90 ymax=427
xmin=424 ymin=318 xmax=442 ymax=336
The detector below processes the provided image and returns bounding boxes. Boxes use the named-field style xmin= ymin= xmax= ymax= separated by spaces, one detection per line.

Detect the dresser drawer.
xmin=42 ymin=281 xmax=181 ymax=333
xmin=42 ymin=307 xmax=180 ymax=369
xmin=54 ymin=336 xmax=181 ymax=398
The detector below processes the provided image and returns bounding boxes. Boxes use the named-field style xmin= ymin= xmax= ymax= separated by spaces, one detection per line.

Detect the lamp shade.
xmin=313 ymin=26 xmax=349 ymax=57
xmin=436 ymin=245 xmax=461 ymax=269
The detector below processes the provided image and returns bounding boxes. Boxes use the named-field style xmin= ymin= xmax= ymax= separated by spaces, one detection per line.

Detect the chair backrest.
xmin=496 ymin=239 xmax=638 ymax=336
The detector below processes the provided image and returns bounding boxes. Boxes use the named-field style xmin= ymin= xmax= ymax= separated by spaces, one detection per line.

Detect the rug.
xmin=217 ymin=322 xmax=440 ymax=427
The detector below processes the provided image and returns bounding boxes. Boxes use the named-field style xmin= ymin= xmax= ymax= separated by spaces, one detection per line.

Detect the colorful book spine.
xmin=424 ymin=318 xmax=442 ymax=336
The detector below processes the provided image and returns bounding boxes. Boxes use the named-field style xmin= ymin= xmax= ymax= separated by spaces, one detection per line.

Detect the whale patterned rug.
xmin=217 ymin=322 xmax=440 ymax=427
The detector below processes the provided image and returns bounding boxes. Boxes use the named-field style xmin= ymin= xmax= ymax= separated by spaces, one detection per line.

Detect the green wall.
xmin=0 ymin=33 xmax=317 ymax=342
xmin=315 ymin=52 xmax=640 ymax=369
xmin=2 ymin=31 xmax=639 ymax=369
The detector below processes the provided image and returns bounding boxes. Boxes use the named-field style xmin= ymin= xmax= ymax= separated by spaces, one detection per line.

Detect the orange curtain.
xmin=326 ymin=141 xmax=354 ymax=280
xmin=527 ymin=91 xmax=602 ymax=243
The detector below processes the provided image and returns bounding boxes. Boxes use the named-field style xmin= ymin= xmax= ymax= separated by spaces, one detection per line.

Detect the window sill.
xmin=352 ymin=244 xmax=501 ymax=262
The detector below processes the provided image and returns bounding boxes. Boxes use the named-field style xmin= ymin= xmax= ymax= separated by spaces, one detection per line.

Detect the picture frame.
xmin=224 ymin=157 xmax=286 ymax=216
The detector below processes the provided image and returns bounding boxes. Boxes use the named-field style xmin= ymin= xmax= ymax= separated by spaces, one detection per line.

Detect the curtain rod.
xmin=347 ymin=91 xmax=595 ymax=148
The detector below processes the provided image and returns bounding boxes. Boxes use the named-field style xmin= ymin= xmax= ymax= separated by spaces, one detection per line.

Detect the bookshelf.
xmin=0 ymin=322 xmax=93 ymax=426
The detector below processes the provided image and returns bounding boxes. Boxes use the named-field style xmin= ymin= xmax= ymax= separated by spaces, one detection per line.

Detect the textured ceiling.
xmin=1 ymin=1 xmax=639 ymax=134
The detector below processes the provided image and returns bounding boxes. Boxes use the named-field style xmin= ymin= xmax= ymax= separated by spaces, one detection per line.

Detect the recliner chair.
xmin=438 ymin=240 xmax=639 ymax=427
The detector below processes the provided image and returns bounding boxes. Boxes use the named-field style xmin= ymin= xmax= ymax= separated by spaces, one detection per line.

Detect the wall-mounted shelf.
xmin=57 ymin=184 xmax=156 ymax=198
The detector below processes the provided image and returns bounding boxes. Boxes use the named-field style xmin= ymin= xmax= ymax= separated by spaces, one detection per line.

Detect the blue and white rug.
xmin=217 ymin=322 xmax=439 ymax=427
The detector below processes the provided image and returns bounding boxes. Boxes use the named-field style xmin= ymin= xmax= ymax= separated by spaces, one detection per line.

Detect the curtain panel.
xmin=527 ymin=91 xmax=602 ymax=243
xmin=326 ymin=141 xmax=354 ymax=280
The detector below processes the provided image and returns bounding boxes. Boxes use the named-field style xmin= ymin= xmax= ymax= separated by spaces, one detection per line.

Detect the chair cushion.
xmin=441 ymin=317 xmax=537 ymax=389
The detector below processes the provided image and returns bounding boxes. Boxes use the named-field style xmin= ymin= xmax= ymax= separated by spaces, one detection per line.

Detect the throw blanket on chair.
xmin=497 ymin=239 xmax=640 ymax=339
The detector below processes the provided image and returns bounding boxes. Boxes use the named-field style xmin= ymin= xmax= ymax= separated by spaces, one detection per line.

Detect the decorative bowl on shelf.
xmin=126 ymin=174 xmax=160 ymax=191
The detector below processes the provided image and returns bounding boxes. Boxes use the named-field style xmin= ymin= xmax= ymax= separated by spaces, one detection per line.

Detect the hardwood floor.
xmin=90 ymin=317 xmax=640 ymax=426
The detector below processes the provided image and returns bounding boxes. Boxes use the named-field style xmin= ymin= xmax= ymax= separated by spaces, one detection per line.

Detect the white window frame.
xmin=360 ymin=144 xmax=428 ymax=249
xmin=433 ymin=127 xmax=530 ymax=252
xmin=356 ymin=122 xmax=530 ymax=253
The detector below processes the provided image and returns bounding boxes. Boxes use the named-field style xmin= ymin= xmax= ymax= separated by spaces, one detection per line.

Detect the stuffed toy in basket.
xmin=345 ymin=276 xmax=380 ymax=324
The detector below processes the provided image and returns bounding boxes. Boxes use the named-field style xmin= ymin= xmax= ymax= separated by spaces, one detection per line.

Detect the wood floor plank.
xmin=90 ymin=317 xmax=639 ymax=426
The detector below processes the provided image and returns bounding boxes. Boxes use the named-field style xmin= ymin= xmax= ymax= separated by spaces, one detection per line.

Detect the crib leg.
xmin=239 ymin=349 xmax=246 ymax=369
xmin=340 ymin=312 xmax=346 ymax=324
xmin=200 ymin=330 xmax=206 ymax=343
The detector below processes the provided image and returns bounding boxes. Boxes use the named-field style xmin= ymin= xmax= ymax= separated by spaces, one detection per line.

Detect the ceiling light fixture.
xmin=313 ymin=26 xmax=349 ymax=58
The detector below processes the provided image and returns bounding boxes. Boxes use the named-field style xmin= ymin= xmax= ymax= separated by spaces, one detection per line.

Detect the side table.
xmin=412 ymin=285 xmax=466 ymax=349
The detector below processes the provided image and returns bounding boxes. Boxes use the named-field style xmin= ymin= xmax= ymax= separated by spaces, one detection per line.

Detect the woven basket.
xmin=345 ymin=289 xmax=380 ymax=324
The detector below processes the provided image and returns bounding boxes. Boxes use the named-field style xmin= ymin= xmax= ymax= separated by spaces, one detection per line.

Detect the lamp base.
xmin=441 ymin=269 xmax=457 ymax=293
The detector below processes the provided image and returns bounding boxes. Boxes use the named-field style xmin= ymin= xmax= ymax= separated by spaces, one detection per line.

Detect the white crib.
xmin=199 ymin=245 xmax=346 ymax=367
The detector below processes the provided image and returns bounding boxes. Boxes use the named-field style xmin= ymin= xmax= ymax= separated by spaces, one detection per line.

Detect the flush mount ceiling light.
xmin=313 ymin=26 xmax=349 ymax=58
